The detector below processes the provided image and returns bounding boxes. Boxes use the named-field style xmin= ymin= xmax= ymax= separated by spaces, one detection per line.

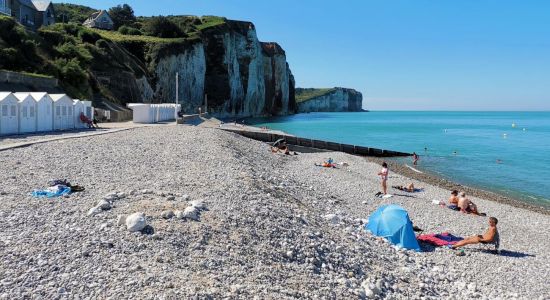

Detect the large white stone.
xmin=97 ymin=200 xmax=111 ymax=210
xmin=183 ymin=206 xmax=199 ymax=221
xmin=189 ymin=200 xmax=206 ymax=210
xmin=87 ymin=206 xmax=102 ymax=217
xmin=126 ymin=212 xmax=146 ymax=232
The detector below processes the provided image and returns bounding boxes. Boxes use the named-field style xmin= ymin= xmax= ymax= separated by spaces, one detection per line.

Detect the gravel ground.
xmin=0 ymin=126 xmax=548 ymax=299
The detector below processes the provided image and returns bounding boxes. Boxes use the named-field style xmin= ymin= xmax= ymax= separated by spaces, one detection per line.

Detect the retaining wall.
xmin=0 ymin=70 xmax=58 ymax=88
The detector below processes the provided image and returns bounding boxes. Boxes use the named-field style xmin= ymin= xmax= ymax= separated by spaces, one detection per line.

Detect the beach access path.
xmin=0 ymin=125 xmax=548 ymax=299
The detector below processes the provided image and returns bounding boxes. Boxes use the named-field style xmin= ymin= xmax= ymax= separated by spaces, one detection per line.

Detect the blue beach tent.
xmin=365 ymin=204 xmax=421 ymax=251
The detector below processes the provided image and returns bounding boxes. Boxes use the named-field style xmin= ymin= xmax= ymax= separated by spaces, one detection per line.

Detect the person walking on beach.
xmin=378 ymin=162 xmax=389 ymax=195
xmin=452 ymin=217 xmax=499 ymax=250
xmin=412 ymin=152 xmax=419 ymax=165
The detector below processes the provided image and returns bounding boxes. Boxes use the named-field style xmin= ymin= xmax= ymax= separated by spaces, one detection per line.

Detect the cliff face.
xmin=296 ymin=88 xmax=363 ymax=113
xmin=144 ymin=21 xmax=295 ymax=117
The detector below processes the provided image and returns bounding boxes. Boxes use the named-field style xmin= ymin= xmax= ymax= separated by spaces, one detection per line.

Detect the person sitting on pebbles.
xmin=452 ymin=217 xmax=499 ymax=250
xmin=448 ymin=190 xmax=460 ymax=209
xmin=458 ymin=192 xmax=481 ymax=215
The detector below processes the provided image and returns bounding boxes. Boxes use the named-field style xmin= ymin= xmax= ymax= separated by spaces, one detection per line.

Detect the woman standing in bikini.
xmin=378 ymin=162 xmax=389 ymax=195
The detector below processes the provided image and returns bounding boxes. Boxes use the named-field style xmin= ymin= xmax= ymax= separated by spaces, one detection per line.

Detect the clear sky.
xmin=63 ymin=0 xmax=550 ymax=110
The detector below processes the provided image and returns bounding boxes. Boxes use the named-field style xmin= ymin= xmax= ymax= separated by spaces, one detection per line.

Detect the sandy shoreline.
xmin=0 ymin=125 xmax=548 ymax=298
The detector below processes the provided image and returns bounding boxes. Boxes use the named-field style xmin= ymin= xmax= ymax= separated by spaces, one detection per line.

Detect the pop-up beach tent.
xmin=365 ymin=204 xmax=421 ymax=251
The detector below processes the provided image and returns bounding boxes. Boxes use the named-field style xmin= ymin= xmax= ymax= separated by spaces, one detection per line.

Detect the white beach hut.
xmin=29 ymin=92 xmax=54 ymax=132
xmin=73 ymin=99 xmax=87 ymax=129
xmin=14 ymin=93 xmax=37 ymax=133
xmin=81 ymin=100 xmax=94 ymax=120
xmin=0 ymin=92 xmax=19 ymax=135
xmin=50 ymin=94 xmax=75 ymax=131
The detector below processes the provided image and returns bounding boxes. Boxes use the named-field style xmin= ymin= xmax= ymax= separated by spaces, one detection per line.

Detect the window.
xmin=10 ymin=105 xmax=15 ymax=116
xmin=1 ymin=105 xmax=7 ymax=116
xmin=62 ymin=106 xmax=67 ymax=116
xmin=30 ymin=106 xmax=35 ymax=117
xmin=22 ymin=106 xmax=27 ymax=118
xmin=56 ymin=106 xmax=60 ymax=116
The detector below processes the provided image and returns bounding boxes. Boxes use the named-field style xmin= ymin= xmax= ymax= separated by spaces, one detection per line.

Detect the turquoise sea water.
xmin=250 ymin=112 xmax=550 ymax=208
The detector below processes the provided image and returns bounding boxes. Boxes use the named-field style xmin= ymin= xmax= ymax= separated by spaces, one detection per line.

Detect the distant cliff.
xmin=296 ymin=88 xmax=363 ymax=112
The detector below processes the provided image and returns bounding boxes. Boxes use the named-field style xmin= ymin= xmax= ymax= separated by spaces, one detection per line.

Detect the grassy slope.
xmin=295 ymin=88 xmax=336 ymax=103
xmin=1 ymin=5 xmax=232 ymax=103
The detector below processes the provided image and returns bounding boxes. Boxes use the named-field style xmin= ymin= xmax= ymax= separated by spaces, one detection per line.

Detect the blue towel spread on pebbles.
xmin=32 ymin=185 xmax=71 ymax=198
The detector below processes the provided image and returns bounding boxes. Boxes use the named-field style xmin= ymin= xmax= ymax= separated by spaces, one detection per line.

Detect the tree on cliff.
xmin=108 ymin=4 xmax=137 ymax=30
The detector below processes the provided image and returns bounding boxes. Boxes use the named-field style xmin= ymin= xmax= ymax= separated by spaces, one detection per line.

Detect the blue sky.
xmin=63 ymin=0 xmax=550 ymax=110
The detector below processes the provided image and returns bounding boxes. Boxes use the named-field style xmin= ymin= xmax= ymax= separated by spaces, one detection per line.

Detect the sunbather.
xmin=452 ymin=217 xmax=499 ymax=249
xmin=458 ymin=192 xmax=482 ymax=215
xmin=393 ymin=183 xmax=417 ymax=192
xmin=449 ymin=190 xmax=459 ymax=206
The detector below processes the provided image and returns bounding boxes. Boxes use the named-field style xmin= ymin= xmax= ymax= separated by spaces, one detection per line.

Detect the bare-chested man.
xmin=449 ymin=190 xmax=459 ymax=206
xmin=452 ymin=217 xmax=499 ymax=249
xmin=458 ymin=192 xmax=479 ymax=214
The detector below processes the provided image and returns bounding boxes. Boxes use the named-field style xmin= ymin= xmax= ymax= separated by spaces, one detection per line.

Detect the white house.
xmin=0 ymin=92 xmax=19 ymax=135
xmin=29 ymin=92 xmax=53 ymax=132
xmin=14 ymin=93 xmax=37 ymax=133
xmin=83 ymin=10 xmax=114 ymax=30
xmin=50 ymin=94 xmax=74 ymax=130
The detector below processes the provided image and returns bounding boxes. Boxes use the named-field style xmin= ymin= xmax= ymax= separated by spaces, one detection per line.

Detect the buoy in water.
xmin=512 ymin=123 xmax=516 ymax=128
xmin=503 ymin=133 xmax=508 ymax=138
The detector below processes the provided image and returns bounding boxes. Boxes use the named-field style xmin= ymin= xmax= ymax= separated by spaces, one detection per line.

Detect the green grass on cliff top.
xmin=296 ymin=88 xmax=336 ymax=103
xmin=90 ymin=29 xmax=187 ymax=43
xmin=196 ymin=16 xmax=227 ymax=30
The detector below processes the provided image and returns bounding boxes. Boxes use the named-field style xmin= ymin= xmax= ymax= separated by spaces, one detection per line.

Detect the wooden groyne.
xmin=222 ymin=128 xmax=411 ymax=157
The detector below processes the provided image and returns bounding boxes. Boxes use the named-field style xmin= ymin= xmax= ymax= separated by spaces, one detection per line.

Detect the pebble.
xmin=97 ymin=200 xmax=111 ymax=210
xmin=182 ymin=206 xmax=199 ymax=221
xmin=161 ymin=210 xmax=175 ymax=219
xmin=126 ymin=212 xmax=146 ymax=232
xmin=87 ymin=206 xmax=102 ymax=217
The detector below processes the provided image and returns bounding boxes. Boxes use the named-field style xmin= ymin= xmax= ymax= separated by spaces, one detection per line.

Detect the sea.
xmin=249 ymin=111 xmax=550 ymax=209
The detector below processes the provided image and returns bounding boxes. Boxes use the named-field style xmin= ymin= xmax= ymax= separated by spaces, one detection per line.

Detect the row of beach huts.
xmin=0 ymin=92 xmax=94 ymax=136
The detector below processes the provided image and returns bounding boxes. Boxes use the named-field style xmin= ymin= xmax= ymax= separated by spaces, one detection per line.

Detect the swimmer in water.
xmin=453 ymin=151 xmax=458 ymax=155
xmin=496 ymin=159 xmax=502 ymax=164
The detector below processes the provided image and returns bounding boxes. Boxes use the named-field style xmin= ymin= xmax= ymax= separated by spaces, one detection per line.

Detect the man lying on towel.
xmin=452 ymin=217 xmax=499 ymax=249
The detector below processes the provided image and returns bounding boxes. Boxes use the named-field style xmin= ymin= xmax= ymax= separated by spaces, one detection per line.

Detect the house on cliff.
xmin=83 ymin=10 xmax=113 ymax=30
xmin=0 ymin=0 xmax=55 ymax=30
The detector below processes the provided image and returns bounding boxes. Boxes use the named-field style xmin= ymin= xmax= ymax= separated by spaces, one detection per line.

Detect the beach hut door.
xmin=1 ymin=103 xmax=18 ymax=134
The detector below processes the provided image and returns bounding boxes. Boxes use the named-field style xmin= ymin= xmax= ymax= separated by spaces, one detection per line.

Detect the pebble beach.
xmin=0 ymin=125 xmax=549 ymax=299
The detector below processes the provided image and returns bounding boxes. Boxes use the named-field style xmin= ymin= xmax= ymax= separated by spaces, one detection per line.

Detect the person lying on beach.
xmin=378 ymin=162 xmax=389 ymax=195
xmin=452 ymin=217 xmax=499 ymax=250
xmin=315 ymin=157 xmax=337 ymax=168
xmin=392 ymin=183 xmax=420 ymax=192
